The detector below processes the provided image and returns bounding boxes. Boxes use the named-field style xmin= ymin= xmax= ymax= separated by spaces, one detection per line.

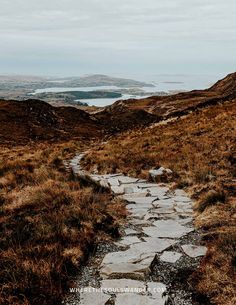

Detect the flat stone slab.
xmin=100 ymin=258 xmax=153 ymax=281
xmin=131 ymin=210 xmax=149 ymax=220
xmin=108 ymin=177 xmax=120 ymax=186
xmin=124 ymin=197 xmax=159 ymax=205
xmin=124 ymin=186 xmax=140 ymax=194
xmin=102 ymin=173 xmax=123 ymax=179
xmin=136 ymin=183 xmax=160 ymax=189
xmin=99 ymin=178 xmax=110 ymax=188
xmin=174 ymin=196 xmax=192 ymax=203
xmin=159 ymin=251 xmax=182 ymax=263
xmin=153 ymin=206 xmax=175 ymax=214
xmin=111 ymin=185 xmax=125 ymax=195
xmin=126 ymin=204 xmax=151 ymax=211
xmin=101 ymin=279 xmax=146 ymax=293
xmin=144 ymin=213 xmax=159 ymax=221
xmin=79 ymin=287 xmax=111 ymax=305
xmin=130 ymin=218 xmax=151 ymax=226
xmin=90 ymin=175 xmax=101 ymax=182
xmin=102 ymin=238 xmax=175 ymax=269
xmin=178 ymin=217 xmax=192 ymax=225
xmin=155 ymin=198 xmax=175 ymax=206
xmin=143 ymin=220 xmax=194 ymax=238
xmin=115 ymin=236 xmax=142 ymax=247
xmin=181 ymin=244 xmax=207 ymax=258
xmin=118 ymin=176 xmax=139 ymax=184
xmin=122 ymin=192 xmax=149 ymax=199
xmin=174 ymin=189 xmax=188 ymax=196
xmin=124 ymin=228 xmax=139 ymax=236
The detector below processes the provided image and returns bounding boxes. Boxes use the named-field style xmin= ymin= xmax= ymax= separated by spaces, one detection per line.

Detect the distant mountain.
xmin=0 ymin=74 xmax=154 ymax=88
xmin=0 ymin=74 xmax=154 ymax=102
xmin=50 ymin=74 xmax=155 ymax=88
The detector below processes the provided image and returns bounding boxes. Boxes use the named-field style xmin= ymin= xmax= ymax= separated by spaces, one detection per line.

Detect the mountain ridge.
xmin=0 ymin=72 xmax=235 ymax=145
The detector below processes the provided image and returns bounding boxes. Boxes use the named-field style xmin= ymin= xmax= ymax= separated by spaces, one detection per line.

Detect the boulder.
xmin=149 ymin=167 xmax=173 ymax=182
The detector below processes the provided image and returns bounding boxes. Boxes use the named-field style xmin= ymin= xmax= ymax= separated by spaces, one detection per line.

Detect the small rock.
xmin=149 ymin=167 xmax=173 ymax=180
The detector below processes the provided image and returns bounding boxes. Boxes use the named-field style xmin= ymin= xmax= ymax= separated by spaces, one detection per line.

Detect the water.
xmin=31 ymin=74 xmax=220 ymax=107
xmin=33 ymin=86 xmax=129 ymax=94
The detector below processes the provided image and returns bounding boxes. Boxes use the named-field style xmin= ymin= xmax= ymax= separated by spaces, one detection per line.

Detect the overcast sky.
xmin=0 ymin=0 xmax=235 ymax=78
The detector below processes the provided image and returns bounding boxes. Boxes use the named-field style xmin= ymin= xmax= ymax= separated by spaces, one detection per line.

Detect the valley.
xmin=0 ymin=72 xmax=235 ymax=305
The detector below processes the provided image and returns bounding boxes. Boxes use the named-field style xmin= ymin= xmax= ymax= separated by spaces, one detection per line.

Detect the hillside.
xmin=100 ymin=72 xmax=236 ymax=118
xmin=0 ymin=99 xmax=102 ymax=145
xmin=82 ymin=75 xmax=236 ymax=305
xmin=0 ymin=72 xmax=235 ymax=305
xmin=1 ymin=72 xmax=236 ymax=145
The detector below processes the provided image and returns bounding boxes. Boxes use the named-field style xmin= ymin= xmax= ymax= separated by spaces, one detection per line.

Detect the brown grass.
xmin=82 ymin=100 xmax=236 ymax=305
xmin=0 ymin=142 xmax=126 ymax=305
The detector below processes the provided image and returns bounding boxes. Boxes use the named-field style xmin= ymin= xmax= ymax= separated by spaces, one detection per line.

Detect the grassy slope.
xmin=0 ymin=142 xmax=126 ymax=305
xmin=82 ymin=100 xmax=236 ymax=305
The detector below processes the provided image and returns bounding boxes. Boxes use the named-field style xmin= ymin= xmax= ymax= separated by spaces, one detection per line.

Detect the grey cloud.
xmin=0 ymin=0 xmax=235 ymax=76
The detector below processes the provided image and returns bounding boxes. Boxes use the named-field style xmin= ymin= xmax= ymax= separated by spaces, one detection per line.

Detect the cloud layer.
xmin=0 ymin=0 xmax=235 ymax=76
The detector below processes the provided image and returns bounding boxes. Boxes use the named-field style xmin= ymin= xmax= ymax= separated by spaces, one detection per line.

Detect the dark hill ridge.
xmin=207 ymin=72 xmax=236 ymax=93
xmin=102 ymin=72 xmax=236 ymax=118
xmin=94 ymin=105 xmax=159 ymax=133
xmin=0 ymin=99 xmax=102 ymax=145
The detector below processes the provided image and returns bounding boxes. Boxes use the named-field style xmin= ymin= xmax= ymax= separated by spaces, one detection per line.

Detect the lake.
xmin=31 ymin=74 xmax=219 ymax=107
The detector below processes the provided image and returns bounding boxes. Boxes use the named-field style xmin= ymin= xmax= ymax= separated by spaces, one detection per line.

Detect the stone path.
xmin=65 ymin=153 xmax=207 ymax=305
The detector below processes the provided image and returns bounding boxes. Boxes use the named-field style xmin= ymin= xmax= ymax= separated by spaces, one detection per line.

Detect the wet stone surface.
xmin=64 ymin=154 xmax=207 ymax=305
